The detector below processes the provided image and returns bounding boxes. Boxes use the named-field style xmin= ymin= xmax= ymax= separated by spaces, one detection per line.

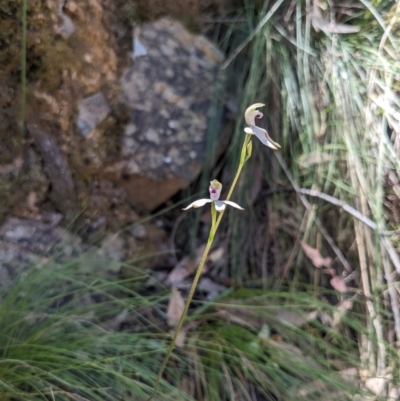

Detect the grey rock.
xmin=0 ymin=217 xmax=130 ymax=286
xmin=96 ymin=234 xmax=126 ymax=272
xmin=0 ymin=217 xmax=82 ymax=286
xmin=0 ymin=217 xmax=129 ymax=324
xmin=132 ymin=37 xmax=147 ymax=58
xmin=57 ymin=13 xmax=75 ymax=39
xmin=77 ymin=92 xmax=110 ymax=137
xmin=57 ymin=0 xmax=76 ymax=38
xmin=106 ymin=18 xmax=225 ymax=210
xmin=28 ymin=122 xmax=78 ymax=217
xmin=0 ymin=217 xmax=82 ymax=260
xmin=130 ymin=224 xmax=147 ymax=240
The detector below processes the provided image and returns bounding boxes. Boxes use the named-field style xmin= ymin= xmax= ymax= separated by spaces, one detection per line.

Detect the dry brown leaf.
xmin=167 ymin=256 xmax=195 ymax=285
xmin=197 ymin=277 xmax=226 ymax=300
xmin=332 ymin=297 xmax=354 ymax=328
xmin=169 ymin=320 xmax=199 ymax=348
xmin=169 ymin=328 xmax=186 ymax=347
xmin=208 ymin=247 xmax=224 ymax=264
xmin=330 ymin=276 xmax=348 ymax=293
xmin=166 ymin=245 xmax=206 ymax=286
xmin=274 ymin=309 xmax=318 ymax=327
xmin=301 ymin=242 xmax=332 ymax=268
xmin=166 ymin=287 xmax=185 ymax=327
xmin=217 ymin=310 xmax=254 ymax=328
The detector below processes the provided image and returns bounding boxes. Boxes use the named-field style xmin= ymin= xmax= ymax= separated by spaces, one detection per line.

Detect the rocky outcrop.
xmin=0 ymin=0 xmax=227 ymax=225
xmin=0 ymin=215 xmax=169 ymax=286
xmin=103 ymin=18 xmax=224 ymax=210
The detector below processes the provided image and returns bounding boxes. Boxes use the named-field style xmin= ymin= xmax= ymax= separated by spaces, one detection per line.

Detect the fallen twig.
xmin=298 ymin=188 xmax=378 ymax=231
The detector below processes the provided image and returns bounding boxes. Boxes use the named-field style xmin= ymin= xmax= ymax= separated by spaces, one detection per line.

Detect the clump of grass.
xmin=0 ymin=257 xmax=367 ymax=401
xmin=209 ymin=0 xmax=400 ymax=396
xmin=0 ymin=259 xmax=175 ymax=401
xmin=144 ymin=285 xmax=371 ymax=400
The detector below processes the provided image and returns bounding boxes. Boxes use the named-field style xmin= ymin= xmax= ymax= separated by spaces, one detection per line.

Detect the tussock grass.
xmin=0 ymin=259 xmax=365 ymax=401
xmin=211 ymin=0 xmax=400 ymax=397
xmin=0 ymin=260 xmax=172 ymax=401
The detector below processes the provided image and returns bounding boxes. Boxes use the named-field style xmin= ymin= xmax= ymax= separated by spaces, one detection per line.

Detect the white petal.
xmin=221 ymin=200 xmax=244 ymax=210
xmin=214 ymin=200 xmax=226 ymax=212
xmin=244 ymin=127 xmax=254 ymax=135
xmin=182 ymin=199 xmax=212 ymax=210
xmin=251 ymin=126 xmax=281 ymax=149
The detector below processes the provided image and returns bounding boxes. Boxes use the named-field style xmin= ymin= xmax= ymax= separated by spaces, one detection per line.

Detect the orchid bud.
xmin=209 ymin=179 xmax=222 ymax=201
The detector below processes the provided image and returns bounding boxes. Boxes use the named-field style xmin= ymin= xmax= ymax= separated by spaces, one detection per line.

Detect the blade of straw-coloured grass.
xmin=334 ymin=48 xmax=387 ymax=376
xmin=353 ymin=213 xmax=386 ymax=376
xmin=382 ymin=243 xmax=400 ymax=346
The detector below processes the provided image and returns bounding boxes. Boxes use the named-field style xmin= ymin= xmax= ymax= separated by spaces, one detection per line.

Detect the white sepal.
xmin=182 ymin=199 xmax=212 ymax=210
xmin=222 ymin=200 xmax=244 ymax=210
xmin=251 ymin=126 xmax=280 ymax=149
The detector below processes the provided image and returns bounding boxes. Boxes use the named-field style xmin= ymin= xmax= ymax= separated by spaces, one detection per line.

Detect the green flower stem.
xmin=226 ymin=134 xmax=252 ymax=201
xmin=146 ymin=230 xmax=215 ymax=401
xmin=147 ymin=134 xmax=252 ymax=401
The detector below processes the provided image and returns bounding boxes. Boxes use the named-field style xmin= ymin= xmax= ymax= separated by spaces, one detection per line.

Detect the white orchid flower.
xmin=182 ymin=179 xmax=244 ymax=212
xmin=244 ymin=103 xmax=281 ymax=149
